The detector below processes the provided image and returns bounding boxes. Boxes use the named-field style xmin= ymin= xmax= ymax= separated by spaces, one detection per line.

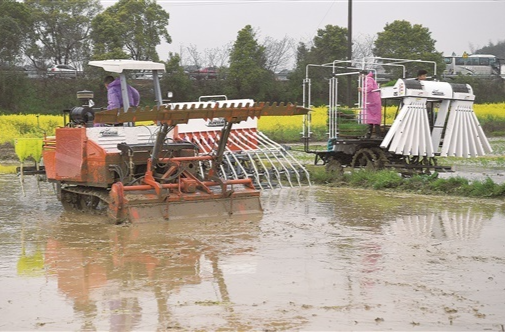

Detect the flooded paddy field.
xmin=439 ymin=164 xmax=505 ymax=184
xmin=1 ymin=173 xmax=505 ymax=331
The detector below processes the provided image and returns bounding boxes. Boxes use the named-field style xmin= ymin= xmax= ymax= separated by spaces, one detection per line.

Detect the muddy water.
xmin=1 ymin=174 xmax=505 ymax=331
xmin=439 ymin=165 xmax=505 ymax=184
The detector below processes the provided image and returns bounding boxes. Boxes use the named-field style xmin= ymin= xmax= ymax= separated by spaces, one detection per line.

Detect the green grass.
xmin=297 ymin=137 xmax=505 ymax=199
xmin=308 ymin=168 xmax=505 ymax=199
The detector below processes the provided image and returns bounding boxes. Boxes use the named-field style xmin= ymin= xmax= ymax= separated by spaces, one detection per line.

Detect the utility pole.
xmin=346 ymin=0 xmax=353 ymax=108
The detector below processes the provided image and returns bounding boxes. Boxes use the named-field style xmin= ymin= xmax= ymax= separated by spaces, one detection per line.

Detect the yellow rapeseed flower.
xmin=257 ymin=103 xmax=505 ymax=129
xmin=0 ymin=114 xmax=64 ymax=145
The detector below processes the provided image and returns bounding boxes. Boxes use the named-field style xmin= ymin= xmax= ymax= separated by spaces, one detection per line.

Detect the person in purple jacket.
xmin=104 ymin=75 xmax=140 ymax=111
xmin=358 ymin=70 xmax=382 ymax=138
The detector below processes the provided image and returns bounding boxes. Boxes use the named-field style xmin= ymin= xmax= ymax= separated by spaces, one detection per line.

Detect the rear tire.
xmin=325 ymin=158 xmax=343 ymax=175
xmin=370 ymin=147 xmax=388 ymax=169
xmin=351 ymin=148 xmax=378 ymax=171
xmin=78 ymin=194 xmax=100 ymax=211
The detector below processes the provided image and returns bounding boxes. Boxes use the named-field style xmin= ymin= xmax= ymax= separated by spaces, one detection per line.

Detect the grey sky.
xmin=103 ymin=0 xmax=505 ymax=64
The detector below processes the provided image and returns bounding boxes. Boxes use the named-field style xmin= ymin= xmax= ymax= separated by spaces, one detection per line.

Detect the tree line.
xmin=1 ymin=0 xmax=504 ymax=114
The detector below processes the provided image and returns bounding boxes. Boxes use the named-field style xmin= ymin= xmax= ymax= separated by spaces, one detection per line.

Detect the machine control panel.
xmin=380 ymin=79 xmax=474 ymax=101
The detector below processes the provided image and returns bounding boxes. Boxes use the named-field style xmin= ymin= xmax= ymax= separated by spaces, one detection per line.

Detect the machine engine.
xmin=66 ymin=90 xmax=95 ymax=127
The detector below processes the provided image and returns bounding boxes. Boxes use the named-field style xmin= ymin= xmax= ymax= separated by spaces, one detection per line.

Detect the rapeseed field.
xmin=0 ymin=103 xmax=503 ymax=145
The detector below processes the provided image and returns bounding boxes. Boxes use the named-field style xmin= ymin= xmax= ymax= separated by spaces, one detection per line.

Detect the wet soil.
xmin=4 ymin=140 xmax=505 ymax=183
xmin=439 ymin=164 xmax=505 ymax=184
xmin=0 ymin=142 xmax=17 ymax=163
xmin=1 ymin=174 xmax=504 ymax=331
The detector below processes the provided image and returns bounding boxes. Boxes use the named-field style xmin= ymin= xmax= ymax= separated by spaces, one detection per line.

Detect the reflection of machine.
xmin=23 ymin=60 xmax=309 ymax=223
xmin=43 ymin=213 xmax=262 ymax=331
xmin=303 ymin=58 xmax=492 ymax=175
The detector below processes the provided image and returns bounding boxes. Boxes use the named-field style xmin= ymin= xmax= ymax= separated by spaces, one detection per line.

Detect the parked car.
xmin=47 ymin=64 xmax=77 ymax=78
xmin=131 ymin=70 xmax=163 ymax=80
xmin=187 ymin=66 xmax=219 ymax=80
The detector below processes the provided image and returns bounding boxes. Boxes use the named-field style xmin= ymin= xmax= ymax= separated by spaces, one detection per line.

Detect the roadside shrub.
xmin=0 ymin=71 xmax=30 ymax=113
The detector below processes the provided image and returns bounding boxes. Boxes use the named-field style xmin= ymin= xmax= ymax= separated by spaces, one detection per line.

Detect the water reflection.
xmin=260 ymin=187 xmax=504 ymax=317
xmin=391 ymin=209 xmax=486 ymax=240
xmin=40 ymin=212 xmax=262 ymax=331
xmin=16 ymin=222 xmax=45 ymax=277
xmin=2 ymin=175 xmax=504 ymax=330
xmin=263 ymin=186 xmax=497 ymax=241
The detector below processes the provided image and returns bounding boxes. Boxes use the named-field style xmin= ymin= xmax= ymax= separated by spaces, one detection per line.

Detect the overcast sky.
xmin=103 ymin=0 xmax=505 ymax=64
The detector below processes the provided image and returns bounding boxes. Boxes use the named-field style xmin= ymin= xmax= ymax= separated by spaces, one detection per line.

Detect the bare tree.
xmin=353 ymin=33 xmax=376 ymax=61
xmin=263 ymin=35 xmax=295 ymax=72
xmin=185 ymin=44 xmax=202 ymax=69
xmin=180 ymin=43 xmax=231 ymax=69
xmin=204 ymin=43 xmax=231 ymax=68
xmin=468 ymin=43 xmax=476 ymax=54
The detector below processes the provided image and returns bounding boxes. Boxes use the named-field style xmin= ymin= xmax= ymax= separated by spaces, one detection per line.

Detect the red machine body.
xmin=42 ymin=102 xmax=308 ymax=223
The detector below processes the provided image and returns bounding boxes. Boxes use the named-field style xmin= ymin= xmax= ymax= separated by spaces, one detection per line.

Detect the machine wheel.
xmin=78 ymin=194 xmax=100 ymax=211
xmin=60 ymin=190 xmax=79 ymax=210
xmin=370 ymin=147 xmax=389 ymax=170
xmin=402 ymin=156 xmax=438 ymax=176
xmin=325 ymin=158 xmax=343 ymax=175
xmin=418 ymin=156 xmax=438 ymax=175
xmin=351 ymin=148 xmax=378 ymax=170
